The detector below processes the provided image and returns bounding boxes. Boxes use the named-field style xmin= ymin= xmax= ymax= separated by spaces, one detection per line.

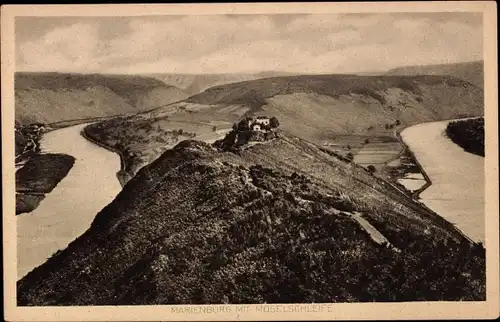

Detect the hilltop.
xmin=85 ymin=74 xmax=483 ymax=179
xmin=15 ymin=72 xmax=188 ymax=125
xmin=146 ymin=71 xmax=296 ymax=96
xmin=386 ymin=61 xmax=484 ymax=89
xmin=17 ymin=135 xmax=485 ymax=305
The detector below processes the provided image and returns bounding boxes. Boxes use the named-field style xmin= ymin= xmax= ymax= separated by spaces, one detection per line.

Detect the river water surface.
xmin=400 ymin=120 xmax=484 ymax=243
xmin=17 ymin=123 xmax=122 ymax=279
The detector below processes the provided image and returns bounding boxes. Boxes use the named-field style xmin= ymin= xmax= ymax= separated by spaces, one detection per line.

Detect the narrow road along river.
xmin=400 ymin=120 xmax=484 ymax=243
xmin=17 ymin=123 xmax=122 ymax=279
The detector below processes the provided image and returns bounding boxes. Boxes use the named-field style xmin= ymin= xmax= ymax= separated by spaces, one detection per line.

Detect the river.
xmin=400 ymin=119 xmax=484 ymax=243
xmin=17 ymin=123 xmax=122 ymax=279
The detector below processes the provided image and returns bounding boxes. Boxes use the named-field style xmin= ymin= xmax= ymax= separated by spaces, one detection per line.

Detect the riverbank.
xmin=15 ymin=116 xmax=127 ymax=211
xmin=393 ymin=129 xmax=432 ymax=199
xmin=17 ymin=123 xmax=122 ymax=279
xmin=80 ymin=126 xmax=131 ymax=187
xmin=400 ymin=120 xmax=485 ymax=243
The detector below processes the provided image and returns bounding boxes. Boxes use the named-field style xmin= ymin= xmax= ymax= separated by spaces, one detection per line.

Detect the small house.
xmin=255 ymin=116 xmax=270 ymax=126
xmin=252 ymin=124 xmax=262 ymax=131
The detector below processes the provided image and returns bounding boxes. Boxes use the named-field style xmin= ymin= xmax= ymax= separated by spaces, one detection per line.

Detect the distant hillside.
xmin=88 ymin=74 xmax=483 ymax=178
xmin=17 ymin=136 xmax=485 ymax=305
xmin=147 ymin=72 xmax=297 ymax=96
xmin=186 ymin=74 xmax=483 ymax=137
xmin=386 ymin=61 xmax=484 ymax=89
xmin=15 ymin=72 xmax=188 ymax=125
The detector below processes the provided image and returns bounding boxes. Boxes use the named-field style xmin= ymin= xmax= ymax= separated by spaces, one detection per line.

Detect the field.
xmin=321 ymin=135 xmax=402 ymax=172
xmin=84 ymin=115 xmax=233 ymax=177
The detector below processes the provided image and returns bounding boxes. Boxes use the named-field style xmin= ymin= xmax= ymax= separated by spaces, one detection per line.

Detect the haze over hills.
xmin=15 ymin=72 xmax=188 ymax=125
xmin=386 ymin=61 xmax=484 ymax=89
xmin=17 ymin=136 xmax=485 ymax=305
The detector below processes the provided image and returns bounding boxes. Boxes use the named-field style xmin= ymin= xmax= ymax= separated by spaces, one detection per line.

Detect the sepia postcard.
xmin=2 ymin=2 xmax=499 ymax=321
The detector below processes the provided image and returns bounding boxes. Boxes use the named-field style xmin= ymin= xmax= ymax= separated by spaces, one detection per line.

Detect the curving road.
xmin=400 ymin=119 xmax=484 ymax=243
xmin=17 ymin=123 xmax=122 ymax=279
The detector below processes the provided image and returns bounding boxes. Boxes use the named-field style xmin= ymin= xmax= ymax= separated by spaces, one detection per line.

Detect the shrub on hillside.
xmin=270 ymin=117 xmax=280 ymax=129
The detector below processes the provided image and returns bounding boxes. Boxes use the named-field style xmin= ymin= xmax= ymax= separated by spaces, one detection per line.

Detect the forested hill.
xmin=18 ymin=134 xmax=485 ymax=305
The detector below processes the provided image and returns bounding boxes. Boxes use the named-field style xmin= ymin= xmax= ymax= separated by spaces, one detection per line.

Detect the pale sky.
xmin=15 ymin=13 xmax=483 ymax=74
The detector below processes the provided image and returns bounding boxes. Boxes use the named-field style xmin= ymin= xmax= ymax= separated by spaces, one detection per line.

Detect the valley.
xmin=81 ymin=74 xmax=483 ymax=182
xmin=15 ymin=72 xmax=189 ymax=126
xmin=14 ymin=63 xmax=487 ymax=305
xmin=17 ymin=123 xmax=122 ymax=279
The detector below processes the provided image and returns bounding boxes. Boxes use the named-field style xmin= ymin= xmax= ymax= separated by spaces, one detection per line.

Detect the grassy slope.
xmin=15 ymin=72 xmax=188 ymax=125
xmin=17 ymin=137 xmax=484 ymax=305
xmin=147 ymin=71 xmax=297 ymax=96
xmin=386 ymin=61 xmax=484 ymax=89
xmin=86 ymin=74 xmax=483 ymax=177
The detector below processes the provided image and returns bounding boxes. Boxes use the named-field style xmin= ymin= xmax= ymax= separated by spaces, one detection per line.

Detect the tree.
xmin=364 ymin=138 xmax=370 ymax=144
xmin=212 ymin=126 xmax=217 ymax=132
xmin=270 ymin=117 xmax=280 ymax=129
xmin=238 ymin=119 xmax=250 ymax=131
xmin=367 ymin=165 xmax=376 ymax=173
xmin=395 ymin=119 xmax=401 ymax=126
xmin=346 ymin=152 xmax=354 ymax=162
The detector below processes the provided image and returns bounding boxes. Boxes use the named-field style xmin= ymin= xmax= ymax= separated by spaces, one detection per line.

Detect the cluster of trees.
xmin=384 ymin=120 xmax=401 ymax=130
xmin=446 ymin=118 xmax=484 ymax=157
xmin=15 ymin=123 xmax=47 ymax=158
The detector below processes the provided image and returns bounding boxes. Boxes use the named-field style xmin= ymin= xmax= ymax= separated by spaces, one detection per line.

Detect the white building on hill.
xmin=255 ymin=116 xmax=270 ymax=126
xmin=252 ymin=124 xmax=262 ymax=131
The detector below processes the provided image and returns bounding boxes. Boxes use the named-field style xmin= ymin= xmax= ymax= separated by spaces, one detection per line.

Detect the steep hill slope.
xmin=17 ymin=136 xmax=485 ymax=305
xmin=15 ymin=72 xmax=187 ymax=125
xmin=386 ymin=61 xmax=484 ymax=89
xmin=165 ymin=74 xmax=484 ymax=140
xmin=86 ymin=74 xmax=483 ymax=178
xmin=147 ymin=72 xmax=296 ymax=96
